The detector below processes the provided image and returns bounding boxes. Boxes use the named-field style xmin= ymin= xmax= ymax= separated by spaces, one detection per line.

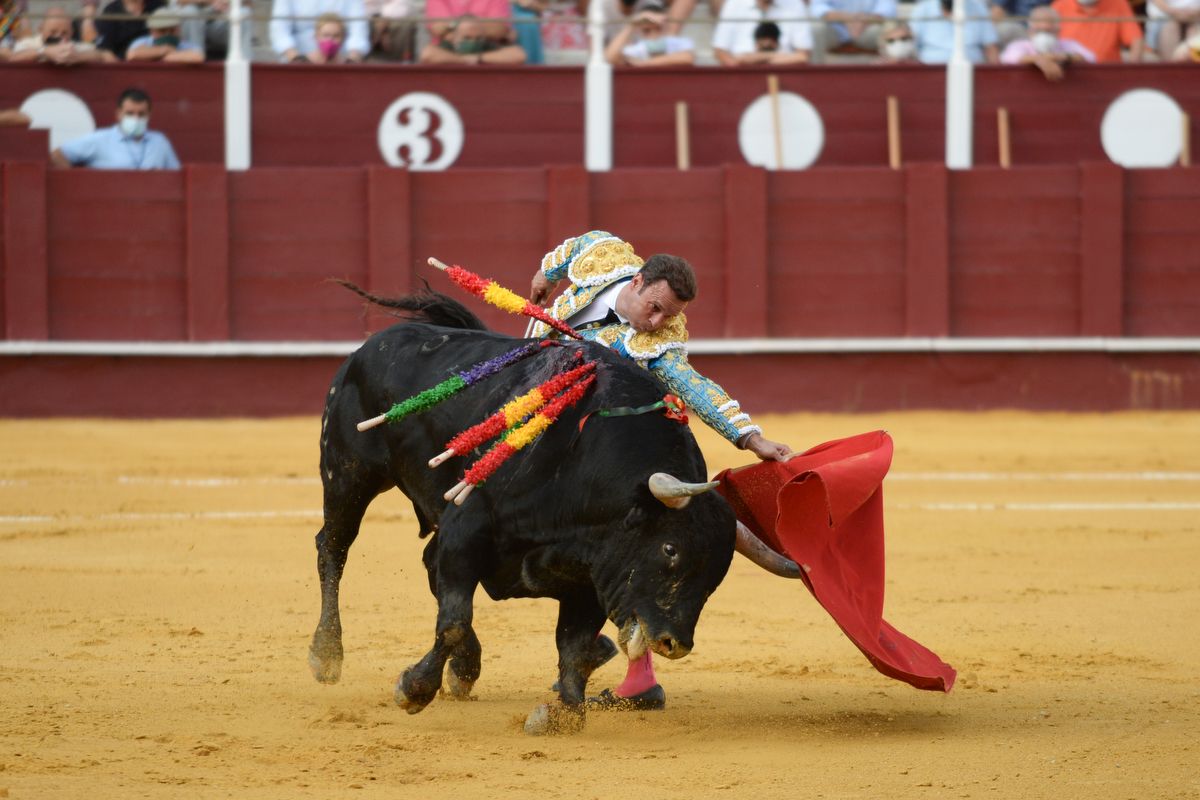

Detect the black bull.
xmin=309 ymin=291 xmax=779 ymax=733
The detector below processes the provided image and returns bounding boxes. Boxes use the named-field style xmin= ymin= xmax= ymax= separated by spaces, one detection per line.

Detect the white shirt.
xmin=564 ymin=281 xmax=629 ymax=328
xmin=712 ymin=0 xmax=814 ymax=55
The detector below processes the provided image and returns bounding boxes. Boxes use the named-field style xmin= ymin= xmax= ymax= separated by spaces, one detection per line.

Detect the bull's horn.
xmin=735 ymin=521 xmax=803 ymax=579
xmin=648 ymin=472 xmax=718 ymax=509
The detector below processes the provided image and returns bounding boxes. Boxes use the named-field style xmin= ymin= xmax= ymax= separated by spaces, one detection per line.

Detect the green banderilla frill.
xmin=383 ymin=375 xmax=468 ymax=423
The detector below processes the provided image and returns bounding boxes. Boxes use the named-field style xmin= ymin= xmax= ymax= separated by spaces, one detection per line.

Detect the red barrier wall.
xmin=614 ymin=65 xmax=948 ymax=168
xmin=972 ymin=64 xmax=1200 ymax=167
xmin=3 ymin=63 xmax=1197 ymax=169
xmin=3 ymin=161 xmax=1198 ymax=415
xmin=251 ymin=65 xmax=584 ymax=167
xmin=1 ymin=351 xmax=1196 ymax=417
xmin=5 ymin=162 xmax=1200 ymax=343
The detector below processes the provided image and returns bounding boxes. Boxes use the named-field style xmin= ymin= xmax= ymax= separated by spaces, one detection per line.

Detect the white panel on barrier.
xmin=19 ymin=89 xmax=96 ymax=151
xmin=737 ymin=91 xmax=824 ymax=170
xmin=1101 ymin=89 xmax=1184 ymax=168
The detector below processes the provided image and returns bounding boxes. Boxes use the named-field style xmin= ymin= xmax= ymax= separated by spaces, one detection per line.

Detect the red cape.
xmin=715 ymin=430 xmax=956 ymax=692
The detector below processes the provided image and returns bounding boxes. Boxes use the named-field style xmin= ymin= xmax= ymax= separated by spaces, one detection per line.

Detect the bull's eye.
xmin=662 ymin=543 xmax=678 ymax=559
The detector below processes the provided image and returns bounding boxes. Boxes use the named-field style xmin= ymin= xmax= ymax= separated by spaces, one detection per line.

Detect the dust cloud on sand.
xmin=1 ymin=412 xmax=1198 ymax=799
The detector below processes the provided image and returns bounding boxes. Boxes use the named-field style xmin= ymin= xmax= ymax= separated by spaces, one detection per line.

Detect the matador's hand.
xmin=742 ymin=433 xmax=793 ymax=462
xmin=530 ymin=272 xmax=557 ymax=306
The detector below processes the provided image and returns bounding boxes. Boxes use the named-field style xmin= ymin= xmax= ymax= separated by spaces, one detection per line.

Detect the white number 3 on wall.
xmin=377 ymin=92 xmax=464 ymax=171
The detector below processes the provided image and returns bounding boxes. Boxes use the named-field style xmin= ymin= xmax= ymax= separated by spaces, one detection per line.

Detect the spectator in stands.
xmin=425 ymin=0 xmax=514 ymax=46
xmin=810 ymin=0 xmax=896 ymax=58
xmin=988 ymin=0 xmax=1049 ymax=48
xmin=876 ymin=18 xmax=917 ymax=60
xmin=171 ymin=0 xmax=253 ymax=59
xmin=364 ymin=0 xmax=415 ymax=61
xmin=419 ymin=12 xmax=527 ymax=60
xmin=76 ymin=0 xmax=100 ymax=46
xmin=604 ymin=0 xmax=694 ymax=64
xmin=50 ymin=88 xmax=181 ymax=170
xmin=512 ymin=0 xmax=547 ymax=63
xmin=126 ymin=6 xmax=205 ymax=58
xmin=1051 ymin=0 xmax=1141 ymax=62
xmin=712 ymin=0 xmax=813 ymax=65
xmin=96 ymin=0 xmax=169 ymax=58
xmin=1146 ymin=0 xmax=1200 ymax=61
xmin=751 ymin=19 xmax=783 ymax=50
xmin=9 ymin=5 xmax=115 ymax=61
xmin=271 ymin=0 xmax=368 ymax=61
xmin=1173 ymin=29 xmax=1200 ymax=59
xmin=1000 ymin=5 xmax=1093 ymax=78
xmin=909 ymin=0 xmax=999 ymax=62
xmin=302 ymin=10 xmax=349 ymax=60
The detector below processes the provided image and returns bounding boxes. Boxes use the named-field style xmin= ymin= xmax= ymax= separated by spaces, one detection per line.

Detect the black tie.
xmin=574 ymin=308 xmax=620 ymax=331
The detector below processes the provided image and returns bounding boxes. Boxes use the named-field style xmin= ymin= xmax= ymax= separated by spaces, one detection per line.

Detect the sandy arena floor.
xmin=1 ymin=411 xmax=1198 ymax=799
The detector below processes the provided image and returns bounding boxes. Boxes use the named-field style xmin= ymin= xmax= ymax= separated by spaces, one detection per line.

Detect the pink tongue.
xmin=614 ymin=651 xmax=657 ymax=697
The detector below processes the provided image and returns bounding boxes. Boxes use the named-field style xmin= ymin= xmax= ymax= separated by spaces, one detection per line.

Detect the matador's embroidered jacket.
xmin=529 ymin=230 xmax=762 ymax=445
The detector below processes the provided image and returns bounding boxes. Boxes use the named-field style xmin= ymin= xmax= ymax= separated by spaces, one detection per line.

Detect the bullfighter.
xmin=528 ymin=229 xmax=793 ymax=710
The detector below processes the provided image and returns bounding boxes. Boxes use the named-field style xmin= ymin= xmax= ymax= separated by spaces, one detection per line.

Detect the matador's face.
xmin=616 ymin=274 xmax=687 ymax=334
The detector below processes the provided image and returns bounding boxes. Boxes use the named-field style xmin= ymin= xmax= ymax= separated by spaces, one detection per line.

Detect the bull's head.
xmin=593 ymin=472 xmax=800 ymax=663
xmin=649 ymin=472 xmax=803 ymax=580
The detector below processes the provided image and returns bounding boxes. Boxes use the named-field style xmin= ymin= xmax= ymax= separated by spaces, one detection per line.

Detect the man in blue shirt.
xmin=910 ymin=0 xmax=999 ymax=62
xmin=51 ymin=88 xmax=181 ymax=170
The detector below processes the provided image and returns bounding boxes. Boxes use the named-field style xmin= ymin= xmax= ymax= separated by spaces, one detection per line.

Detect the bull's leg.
xmin=415 ymin=532 xmax=482 ymax=701
xmin=524 ymin=594 xmax=606 ymax=735
xmin=308 ymin=492 xmax=373 ymax=684
xmin=444 ymin=625 xmax=483 ymax=700
xmin=396 ymin=529 xmax=484 ymax=714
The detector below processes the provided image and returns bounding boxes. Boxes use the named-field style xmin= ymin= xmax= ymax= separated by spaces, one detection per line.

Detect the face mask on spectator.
xmin=318 ymin=37 xmax=341 ymax=59
xmin=1031 ymin=31 xmax=1058 ymax=53
xmin=154 ymin=33 xmax=181 ymax=47
xmin=120 ymin=115 xmax=148 ymax=139
xmin=44 ymin=34 xmax=64 ymax=44
xmin=884 ymin=37 xmax=914 ymax=59
xmin=644 ymin=38 xmax=667 ymax=55
xmin=453 ymin=38 xmax=488 ymax=54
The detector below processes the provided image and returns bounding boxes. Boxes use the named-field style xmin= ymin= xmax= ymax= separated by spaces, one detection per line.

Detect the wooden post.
xmin=675 ymin=101 xmax=691 ymax=171
xmin=887 ymin=95 xmax=902 ymax=170
xmin=997 ymin=107 xmax=1011 ymax=169
xmin=1182 ymin=112 xmax=1192 ymax=168
xmin=767 ymin=74 xmax=784 ymax=170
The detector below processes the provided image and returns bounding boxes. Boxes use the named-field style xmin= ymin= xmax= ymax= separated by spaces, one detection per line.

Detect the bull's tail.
xmin=334 ymin=279 xmax=488 ymax=331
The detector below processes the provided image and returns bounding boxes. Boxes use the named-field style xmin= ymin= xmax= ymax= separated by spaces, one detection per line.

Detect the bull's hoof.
xmin=587 ymin=685 xmax=666 ymax=711
xmin=523 ymin=702 xmax=585 ymax=736
xmin=395 ymin=669 xmax=438 ymax=714
xmin=307 ymin=648 xmax=342 ymax=684
xmin=443 ymin=667 xmax=476 ymax=701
